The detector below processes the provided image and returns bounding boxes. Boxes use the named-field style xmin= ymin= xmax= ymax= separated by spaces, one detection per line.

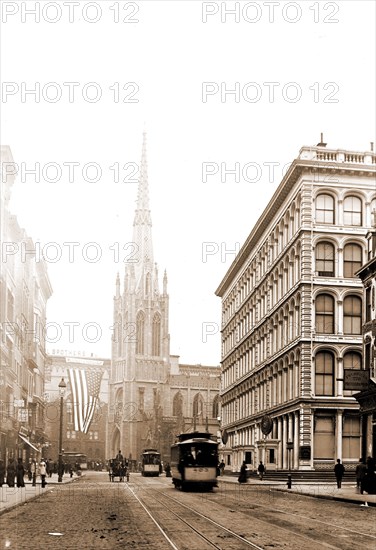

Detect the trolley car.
xmin=141 ymin=449 xmax=161 ymax=476
xmin=170 ymin=432 xmax=218 ymax=491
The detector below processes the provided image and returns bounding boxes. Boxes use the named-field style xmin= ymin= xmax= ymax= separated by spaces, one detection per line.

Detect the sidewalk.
xmin=0 ymin=475 xmax=80 ymax=514
xmin=220 ymin=475 xmax=376 ymax=507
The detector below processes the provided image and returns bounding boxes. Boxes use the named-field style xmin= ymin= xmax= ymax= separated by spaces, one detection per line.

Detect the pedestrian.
xmin=165 ymin=462 xmax=171 ymax=477
xmin=27 ymin=461 xmax=32 ymax=481
xmin=334 ymin=458 xmax=345 ymax=488
xmin=6 ymin=459 xmax=16 ymax=487
xmin=258 ymin=461 xmax=265 ymax=480
xmin=16 ymin=458 xmax=25 ymax=488
xmin=238 ymin=461 xmax=247 ymax=484
xmin=31 ymin=459 xmax=36 ymax=486
xmin=219 ymin=460 xmax=225 ymax=476
xmin=355 ymin=458 xmax=367 ymax=494
xmin=39 ymin=459 xmax=47 ymax=488
xmin=0 ymin=459 xmax=5 ymax=487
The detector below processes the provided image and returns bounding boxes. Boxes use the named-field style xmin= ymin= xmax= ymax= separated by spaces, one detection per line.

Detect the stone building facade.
xmin=43 ymin=351 xmax=110 ymax=466
xmin=107 ymin=135 xmax=220 ymax=465
xmin=216 ymin=141 xmax=376 ymax=472
xmin=0 ymin=145 xmax=52 ymax=465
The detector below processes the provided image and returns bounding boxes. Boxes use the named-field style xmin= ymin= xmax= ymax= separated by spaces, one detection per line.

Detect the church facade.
xmin=106 ymin=135 xmax=220 ymax=466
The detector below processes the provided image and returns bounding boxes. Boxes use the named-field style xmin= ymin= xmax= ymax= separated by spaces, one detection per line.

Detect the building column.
xmin=277 ymin=416 xmax=282 ymax=469
xmin=336 ymin=409 xmax=343 ymax=460
xmin=337 ymin=300 xmax=343 ymax=334
xmin=337 ymin=247 xmax=343 ymax=277
xmin=337 ymin=357 xmax=344 ymax=397
xmin=293 ymin=411 xmax=300 ymax=469
xmin=283 ymin=415 xmax=288 ymax=469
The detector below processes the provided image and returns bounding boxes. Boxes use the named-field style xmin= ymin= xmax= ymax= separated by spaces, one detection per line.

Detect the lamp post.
xmin=58 ymin=377 xmax=66 ymax=483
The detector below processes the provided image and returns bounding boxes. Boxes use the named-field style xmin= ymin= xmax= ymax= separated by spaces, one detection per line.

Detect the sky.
xmin=1 ymin=0 xmax=375 ymax=365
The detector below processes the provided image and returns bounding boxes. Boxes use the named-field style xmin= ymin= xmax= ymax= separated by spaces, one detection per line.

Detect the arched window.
xmin=316 ymin=242 xmax=335 ymax=276
xmin=343 ymin=244 xmax=362 ymax=278
xmin=344 ymin=196 xmax=362 ymax=226
xmin=315 ymin=294 xmax=334 ymax=334
xmin=152 ymin=313 xmax=161 ymax=356
xmin=212 ymin=395 xmax=219 ymax=418
xmin=172 ymin=392 xmax=183 ymax=417
xmin=136 ymin=311 xmax=145 ymax=354
xmin=315 ymin=351 xmax=334 ymax=396
xmin=193 ymin=393 xmax=204 ymax=418
xmin=343 ymin=351 xmax=362 ymax=370
xmin=343 ymin=296 xmax=362 ymax=334
xmin=316 ymin=194 xmax=334 ymax=224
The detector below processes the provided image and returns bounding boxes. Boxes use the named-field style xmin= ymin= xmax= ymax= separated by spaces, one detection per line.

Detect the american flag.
xmin=68 ymin=368 xmax=103 ymax=433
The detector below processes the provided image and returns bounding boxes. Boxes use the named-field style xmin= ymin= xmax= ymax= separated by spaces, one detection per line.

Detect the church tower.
xmin=108 ymin=133 xmax=171 ymax=463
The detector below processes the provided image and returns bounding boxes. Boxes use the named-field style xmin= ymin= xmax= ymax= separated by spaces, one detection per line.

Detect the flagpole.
xmin=58 ymin=378 xmax=67 ymax=483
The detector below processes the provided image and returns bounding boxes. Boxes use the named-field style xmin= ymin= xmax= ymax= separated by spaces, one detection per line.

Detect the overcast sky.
xmin=1 ymin=0 xmax=375 ymax=365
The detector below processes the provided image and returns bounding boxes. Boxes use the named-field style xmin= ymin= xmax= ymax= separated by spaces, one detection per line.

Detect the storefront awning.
xmin=18 ymin=433 xmax=40 ymax=452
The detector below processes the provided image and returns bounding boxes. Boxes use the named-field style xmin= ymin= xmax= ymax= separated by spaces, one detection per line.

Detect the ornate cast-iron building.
xmin=216 ymin=140 xmax=376 ymax=473
xmin=107 ymin=135 xmax=220 ymax=465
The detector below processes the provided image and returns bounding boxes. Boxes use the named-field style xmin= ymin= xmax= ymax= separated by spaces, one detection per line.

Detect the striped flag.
xmin=68 ymin=368 xmax=103 ymax=433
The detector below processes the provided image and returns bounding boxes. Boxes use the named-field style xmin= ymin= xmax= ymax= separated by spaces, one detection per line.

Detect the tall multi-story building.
xmin=0 ymin=145 xmax=53 ymax=465
xmin=354 ymin=225 xmax=376 ymax=459
xmin=216 ymin=141 xmax=376 ymax=472
xmin=107 ymin=135 xmax=220 ymax=465
xmin=43 ymin=350 xmax=110 ymax=466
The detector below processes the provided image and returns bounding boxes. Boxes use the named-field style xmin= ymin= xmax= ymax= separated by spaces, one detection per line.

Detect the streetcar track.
xmin=131 ymin=477 xmax=376 ymax=550
xmin=215 ymin=481 xmax=376 ymax=542
xmin=127 ymin=481 xmax=265 ymax=549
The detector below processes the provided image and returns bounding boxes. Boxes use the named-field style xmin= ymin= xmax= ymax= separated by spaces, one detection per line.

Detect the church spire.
xmin=132 ymin=132 xmax=154 ymax=283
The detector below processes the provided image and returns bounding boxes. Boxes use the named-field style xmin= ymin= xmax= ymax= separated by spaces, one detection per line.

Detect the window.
xmin=316 ymin=194 xmax=334 ymax=224
xmin=344 ymin=244 xmax=362 ymax=277
xmin=343 ymin=196 xmax=362 ymax=226
xmin=212 ymin=395 xmax=219 ymax=419
xmin=343 ymin=351 xmax=362 ymax=370
xmin=315 ymin=294 xmax=334 ymax=333
xmin=152 ymin=314 xmax=161 ymax=356
xmin=314 ymin=416 xmax=335 ymax=459
xmin=316 ymin=242 xmax=335 ymax=276
xmin=136 ymin=312 xmax=145 ymax=354
xmin=315 ymin=351 xmax=334 ymax=396
xmin=343 ymin=296 xmax=362 ymax=334
xmin=343 ymin=416 xmax=360 ymax=459
xmin=172 ymin=392 xmax=183 ymax=417
xmin=193 ymin=393 xmax=204 ymax=418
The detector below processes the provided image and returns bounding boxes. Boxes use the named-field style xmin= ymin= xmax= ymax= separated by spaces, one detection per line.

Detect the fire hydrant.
xmin=287 ymin=473 xmax=292 ymax=489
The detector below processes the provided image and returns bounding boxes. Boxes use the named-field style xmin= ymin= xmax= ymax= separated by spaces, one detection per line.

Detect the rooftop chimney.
xmin=317 ymin=132 xmax=327 ymax=147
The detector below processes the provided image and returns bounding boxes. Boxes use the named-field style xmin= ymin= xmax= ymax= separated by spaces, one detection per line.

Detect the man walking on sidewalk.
xmin=334 ymin=459 xmax=345 ymax=488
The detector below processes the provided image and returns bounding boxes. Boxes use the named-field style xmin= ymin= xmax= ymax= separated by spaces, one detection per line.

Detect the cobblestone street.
xmin=0 ymin=474 xmax=168 ymax=549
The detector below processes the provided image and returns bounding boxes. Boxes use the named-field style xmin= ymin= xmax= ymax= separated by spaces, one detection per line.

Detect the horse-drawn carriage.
xmin=108 ymin=458 xmax=129 ymax=482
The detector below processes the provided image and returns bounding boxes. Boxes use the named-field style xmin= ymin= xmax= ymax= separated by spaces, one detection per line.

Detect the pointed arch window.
xmin=316 ymin=242 xmax=335 ymax=276
xmin=315 ymin=351 xmax=334 ymax=396
xmin=315 ymin=294 xmax=334 ymax=334
xmin=152 ymin=313 xmax=161 ymax=356
xmin=193 ymin=393 xmax=204 ymax=418
xmin=343 ymin=244 xmax=362 ymax=278
xmin=136 ymin=311 xmax=145 ymax=354
xmin=172 ymin=392 xmax=183 ymax=417
xmin=316 ymin=194 xmax=334 ymax=224
xmin=212 ymin=395 xmax=219 ymax=419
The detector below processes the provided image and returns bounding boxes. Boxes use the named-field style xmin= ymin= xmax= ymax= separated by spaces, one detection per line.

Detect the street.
xmin=1 ymin=471 xmax=375 ymax=549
